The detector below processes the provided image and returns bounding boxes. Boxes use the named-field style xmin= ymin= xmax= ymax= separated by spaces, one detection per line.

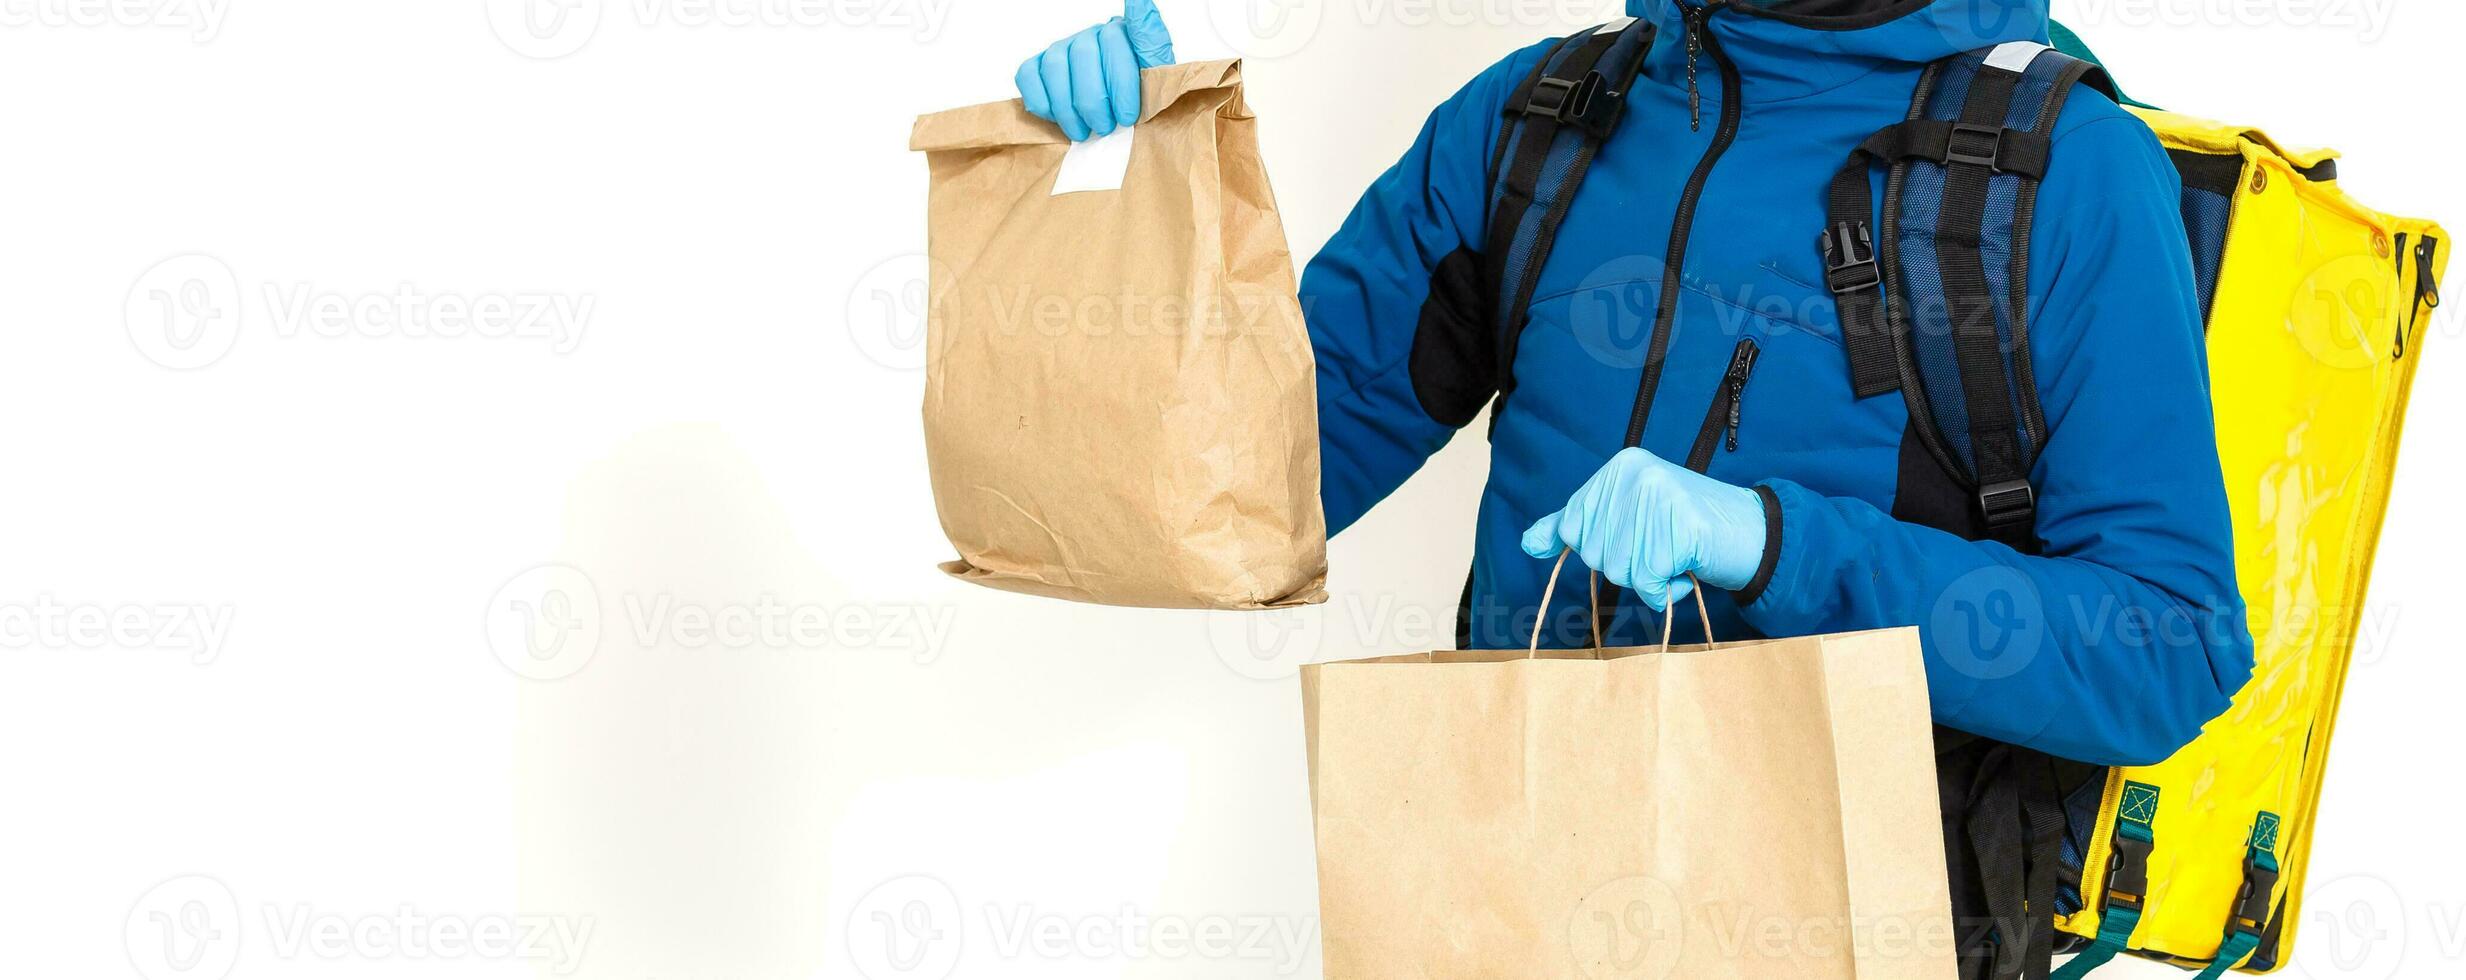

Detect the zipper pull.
xmin=1723 ymin=339 xmax=1759 ymax=452
xmin=2400 ymin=236 xmax=2439 ymax=360
xmin=2419 ymin=238 xmax=2442 ymax=308
xmin=1684 ymin=6 xmax=1704 ymax=132
xmin=1725 ymin=390 xmax=1744 ymax=451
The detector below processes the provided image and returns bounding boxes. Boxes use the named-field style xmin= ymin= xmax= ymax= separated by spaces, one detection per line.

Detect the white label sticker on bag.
xmin=1052 ymin=125 xmax=1136 ymax=195
xmin=1983 ymin=41 xmax=2050 ymax=73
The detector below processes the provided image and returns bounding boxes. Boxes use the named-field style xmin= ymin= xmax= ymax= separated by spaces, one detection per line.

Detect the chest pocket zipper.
xmin=1686 ymin=337 xmax=1761 ymax=471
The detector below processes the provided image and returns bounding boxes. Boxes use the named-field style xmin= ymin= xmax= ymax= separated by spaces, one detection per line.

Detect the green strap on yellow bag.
xmin=2054 ymin=784 xmax=2158 ymax=979
xmin=2189 ymin=815 xmax=2282 ymax=980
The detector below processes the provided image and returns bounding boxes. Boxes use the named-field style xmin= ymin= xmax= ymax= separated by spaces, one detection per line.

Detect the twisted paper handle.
xmin=1526 ymin=549 xmax=1715 ymax=657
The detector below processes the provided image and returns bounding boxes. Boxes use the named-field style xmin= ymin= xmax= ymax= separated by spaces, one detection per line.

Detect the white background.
xmin=0 ymin=0 xmax=2457 ymax=977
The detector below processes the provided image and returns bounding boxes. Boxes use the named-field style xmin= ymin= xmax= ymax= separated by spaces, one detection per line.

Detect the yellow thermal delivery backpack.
xmin=1479 ymin=19 xmax=2435 ymax=977
xmin=2035 ymin=27 xmax=2445 ymax=979
xmin=1475 ymin=18 xmax=2436 ymax=977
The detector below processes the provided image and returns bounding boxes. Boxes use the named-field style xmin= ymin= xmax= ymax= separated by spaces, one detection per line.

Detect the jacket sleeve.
xmin=1736 ymin=116 xmax=2255 ymax=767
xmin=1302 ymin=43 xmax=1551 ymax=535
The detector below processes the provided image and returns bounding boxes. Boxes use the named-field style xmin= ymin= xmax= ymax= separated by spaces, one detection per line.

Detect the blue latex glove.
xmin=1015 ymin=0 xmax=1176 ymax=142
xmin=1519 ymin=448 xmax=1768 ymax=611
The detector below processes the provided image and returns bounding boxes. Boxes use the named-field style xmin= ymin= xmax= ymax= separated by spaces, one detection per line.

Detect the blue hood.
xmin=1627 ymin=0 xmax=2050 ymax=101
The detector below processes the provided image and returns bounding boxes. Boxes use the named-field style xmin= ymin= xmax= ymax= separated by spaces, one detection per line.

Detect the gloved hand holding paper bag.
xmin=910 ymin=60 xmax=1327 ymax=610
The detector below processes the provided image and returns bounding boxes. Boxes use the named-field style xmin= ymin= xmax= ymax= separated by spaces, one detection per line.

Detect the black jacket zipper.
xmin=1622 ymin=1 xmax=1744 ymax=449
xmin=1686 ymin=338 xmax=1761 ymax=470
xmin=2399 ymin=234 xmax=2440 ymax=359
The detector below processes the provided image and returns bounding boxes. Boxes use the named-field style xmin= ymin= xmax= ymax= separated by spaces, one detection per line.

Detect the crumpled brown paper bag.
xmin=1301 ymin=564 xmax=1957 ymax=978
xmin=909 ymin=60 xmax=1327 ymax=610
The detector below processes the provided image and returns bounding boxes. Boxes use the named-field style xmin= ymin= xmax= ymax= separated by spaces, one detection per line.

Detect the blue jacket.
xmin=1299 ymin=0 xmax=2253 ymax=767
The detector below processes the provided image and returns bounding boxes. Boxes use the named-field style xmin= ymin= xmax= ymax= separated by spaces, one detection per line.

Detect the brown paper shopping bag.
xmin=1301 ymin=558 xmax=1956 ymax=979
xmin=908 ymin=60 xmax=1326 ymax=610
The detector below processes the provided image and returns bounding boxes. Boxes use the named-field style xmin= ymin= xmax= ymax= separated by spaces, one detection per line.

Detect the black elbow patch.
xmin=1409 ymin=246 xmax=1498 ymax=429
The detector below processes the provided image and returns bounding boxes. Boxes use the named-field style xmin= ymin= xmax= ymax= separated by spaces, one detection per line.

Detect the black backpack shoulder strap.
xmin=1820 ymin=40 xmax=2111 ymax=550
xmin=1481 ymin=16 xmax=1656 ymax=416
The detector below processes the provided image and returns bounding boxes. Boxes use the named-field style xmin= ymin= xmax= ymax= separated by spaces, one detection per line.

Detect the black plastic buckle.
xmin=1819 ymin=222 xmax=1881 ymax=295
xmin=1946 ymin=123 xmax=2006 ymax=171
xmin=2232 ymin=857 xmax=2281 ymax=930
xmin=1521 ymin=71 xmax=1623 ymax=137
xmin=1978 ymin=479 xmax=2037 ymax=530
xmin=2104 ymin=834 xmax=2154 ymax=911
